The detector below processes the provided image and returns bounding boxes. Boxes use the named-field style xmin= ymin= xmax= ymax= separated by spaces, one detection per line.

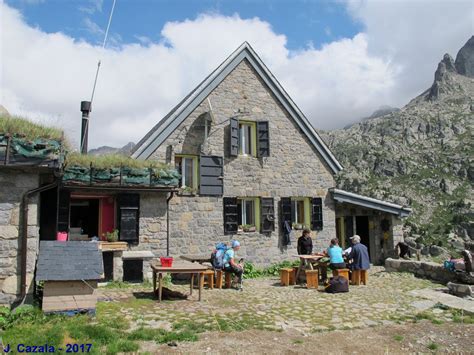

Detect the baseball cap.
xmin=231 ymin=240 xmax=241 ymax=248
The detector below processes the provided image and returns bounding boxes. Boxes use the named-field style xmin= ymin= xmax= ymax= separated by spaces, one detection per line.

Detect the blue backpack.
xmin=211 ymin=243 xmax=227 ymax=269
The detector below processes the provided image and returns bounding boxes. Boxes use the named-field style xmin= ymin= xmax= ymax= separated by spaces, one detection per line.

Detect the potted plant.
xmin=242 ymin=224 xmax=256 ymax=232
xmin=179 ymin=186 xmax=197 ymax=196
xmin=105 ymin=229 xmax=119 ymax=242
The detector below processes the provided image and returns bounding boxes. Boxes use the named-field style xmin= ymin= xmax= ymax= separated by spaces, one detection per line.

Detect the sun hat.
xmin=231 ymin=240 xmax=241 ymax=248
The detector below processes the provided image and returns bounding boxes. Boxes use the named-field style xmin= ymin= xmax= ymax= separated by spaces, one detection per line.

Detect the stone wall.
xmin=0 ymin=169 xmax=40 ymax=305
xmin=148 ymin=60 xmax=337 ymax=266
xmin=385 ymin=258 xmax=464 ymax=284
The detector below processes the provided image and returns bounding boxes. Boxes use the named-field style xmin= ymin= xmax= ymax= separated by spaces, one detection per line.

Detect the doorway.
xmin=356 ymin=216 xmax=370 ymax=257
xmin=39 ymin=187 xmax=58 ymax=241
xmin=70 ymin=199 xmax=99 ymax=238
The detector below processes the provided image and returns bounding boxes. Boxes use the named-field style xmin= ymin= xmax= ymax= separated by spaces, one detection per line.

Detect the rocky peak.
xmin=455 ymin=35 xmax=474 ymax=77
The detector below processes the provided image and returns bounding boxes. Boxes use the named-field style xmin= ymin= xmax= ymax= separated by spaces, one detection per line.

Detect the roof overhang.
xmin=131 ymin=42 xmax=343 ymax=175
xmin=329 ymin=188 xmax=412 ymax=218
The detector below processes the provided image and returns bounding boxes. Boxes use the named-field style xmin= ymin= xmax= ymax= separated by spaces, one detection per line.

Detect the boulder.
xmin=447 ymin=282 xmax=474 ymax=297
xmin=430 ymin=245 xmax=447 ymax=257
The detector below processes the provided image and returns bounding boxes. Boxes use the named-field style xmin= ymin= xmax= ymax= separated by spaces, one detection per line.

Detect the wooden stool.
xmin=305 ymin=270 xmax=319 ymax=289
xmin=280 ymin=268 xmax=294 ymax=286
xmin=200 ymin=269 xmax=215 ymax=289
xmin=224 ymin=271 xmax=232 ymax=288
xmin=332 ymin=268 xmax=350 ymax=281
xmin=215 ymin=269 xmax=223 ymax=289
xmin=351 ymin=269 xmax=368 ymax=285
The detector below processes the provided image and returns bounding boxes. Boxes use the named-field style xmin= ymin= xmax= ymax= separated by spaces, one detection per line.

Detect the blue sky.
xmin=5 ymin=0 xmax=361 ymax=50
xmin=2 ymin=0 xmax=472 ymax=148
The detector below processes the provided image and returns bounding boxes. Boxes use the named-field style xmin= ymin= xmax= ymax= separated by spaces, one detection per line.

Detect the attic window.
xmin=175 ymin=155 xmax=198 ymax=189
xmin=239 ymin=122 xmax=256 ymax=156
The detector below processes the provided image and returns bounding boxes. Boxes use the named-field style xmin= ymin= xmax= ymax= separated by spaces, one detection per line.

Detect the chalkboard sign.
xmin=119 ymin=207 xmax=138 ymax=242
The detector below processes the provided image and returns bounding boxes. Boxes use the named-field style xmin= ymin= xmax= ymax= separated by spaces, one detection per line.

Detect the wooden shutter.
xmin=229 ymin=118 xmax=239 ymax=157
xmin=280 ymin=197 xmax=292 ymax=228
xmin=257 ymin=121 xmax=270 ymax=157
xmin=223 ymin=197 xmax=238 ymax=235
xmin=311 ymin=197 xmax=323 ymax=231
xmin=57 ymin=189 xmax=70 ymax=232
xmin=200 ymin=155 xmax=223 ymax=196
xmin=117 ymin=194 xmax=140 ymax=244
xmin=260 ymin=197 xmax=275 ymax=233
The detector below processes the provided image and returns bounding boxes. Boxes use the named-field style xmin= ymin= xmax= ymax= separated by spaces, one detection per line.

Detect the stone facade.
xmin=0 ymin=169 xmax=40 ymax=305
xmin=147 ymin=60 xmax=337 ymax=266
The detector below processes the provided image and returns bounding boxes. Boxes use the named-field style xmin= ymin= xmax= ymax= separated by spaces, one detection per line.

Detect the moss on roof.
xmin=0 ymin=115 xmax=64 ymax=141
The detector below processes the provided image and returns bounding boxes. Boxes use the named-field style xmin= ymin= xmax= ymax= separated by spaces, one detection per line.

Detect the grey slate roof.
xmin=36 ymin=241 xmax=104 ymax=281
xmin=330 ymin=188 xmax=412 ymax=217
xmin=131 ymin=42 xmax=343 ymax=174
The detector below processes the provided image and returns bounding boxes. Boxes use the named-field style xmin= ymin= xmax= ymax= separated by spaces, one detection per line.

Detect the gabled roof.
xmin=329 ymin=188 xmax=412 ymax=217
xmin=36 ymin=241 xmax=104 ymax=281
xmin=132 ymin=42 xmax=343 ymax=174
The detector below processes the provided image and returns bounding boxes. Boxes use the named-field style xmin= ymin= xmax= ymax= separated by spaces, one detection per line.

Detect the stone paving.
xmin=97 ymin=268 xmax=460 ymax=335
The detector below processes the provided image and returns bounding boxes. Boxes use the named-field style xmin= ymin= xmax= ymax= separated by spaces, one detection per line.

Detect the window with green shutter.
xmin=223 ymin=197 xmax=238 ymax=235
xmin=311 ymin=197 xmax=323 ymax=231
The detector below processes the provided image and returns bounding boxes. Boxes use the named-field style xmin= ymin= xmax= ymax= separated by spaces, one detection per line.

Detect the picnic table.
xmin=180 ymin=254 xmax=212 ymax=264
xmin=151 ymin=260 xmax=209 ymax=302
xmin=294 ymin=254 xmax=328 ymax=283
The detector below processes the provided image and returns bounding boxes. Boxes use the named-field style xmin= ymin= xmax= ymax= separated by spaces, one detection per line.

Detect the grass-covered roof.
xmin=0 ymin=115 xmax=64 ymax=141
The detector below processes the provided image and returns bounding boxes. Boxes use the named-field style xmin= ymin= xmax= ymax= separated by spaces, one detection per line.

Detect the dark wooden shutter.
xmin=257 ymin=121 xmax=270 ymax=157
xmin=223 ymin=197 xmax=238 ymax=235
xmin=200 ymin=155 xmax=223 ymax=196
xmin=280 ymin=197 xmax=292 ymax=228
xmin=311 ymin=197 xmax=323 ymax=231
xmin=260 ymin=197 xmax=275 ymax=233
xmin=57 ymin=189 xmax=70 ymax=232
xmin=229 ymin=118 xmax=239 ymax=157
xmin=117 ymin=194 xmax=140 ymax=244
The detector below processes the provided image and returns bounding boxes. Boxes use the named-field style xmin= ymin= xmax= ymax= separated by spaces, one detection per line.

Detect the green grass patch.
xmin=393 ymin=335 xmax=404 ymax=341
xmin=66 ymin=152 xmax=168 ymax=170
xmin=0 ymin=115 xmax=63 ymax=141
xmin=427 ymin=342 xmax=439 ymax=351
xmin=244 ymin=260 xmax=300 ymax=279
xmin=293 ymin=339 xmax=304 ymax=344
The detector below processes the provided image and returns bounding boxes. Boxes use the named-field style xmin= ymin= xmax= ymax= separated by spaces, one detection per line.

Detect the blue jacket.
xmin=349 ymin=243 xmax=370 ymax=270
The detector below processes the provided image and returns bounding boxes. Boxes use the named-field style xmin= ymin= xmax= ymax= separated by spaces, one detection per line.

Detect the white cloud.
xmin=78 ymin=0 xmax=103 ymax=14
xmin=1 ymin=2 xmax=472 ymax=149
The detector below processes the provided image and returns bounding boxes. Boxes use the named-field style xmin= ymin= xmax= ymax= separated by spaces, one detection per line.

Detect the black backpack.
xmin=325 ymin=276 xmax=349 ymax=293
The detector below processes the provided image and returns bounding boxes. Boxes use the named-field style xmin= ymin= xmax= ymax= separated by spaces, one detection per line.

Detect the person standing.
xmin=297 ymin=229 xmax=313 ymax=255
xmin=347 ymin=235 xmax=370 ymax=270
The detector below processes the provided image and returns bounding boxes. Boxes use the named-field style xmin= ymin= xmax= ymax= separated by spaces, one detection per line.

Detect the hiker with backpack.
xmin=223 ymin=240 xmax=244 ymax=290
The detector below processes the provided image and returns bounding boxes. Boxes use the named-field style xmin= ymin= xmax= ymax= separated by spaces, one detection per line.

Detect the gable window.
xmin=239 ymin=122 xmax=256 ymax=156
xmin=175 ymin=155 xmax=198 ymax=189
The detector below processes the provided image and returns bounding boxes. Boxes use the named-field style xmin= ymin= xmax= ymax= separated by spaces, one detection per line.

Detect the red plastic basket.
xmin=160 ymin=257 xmax=173 ymax=267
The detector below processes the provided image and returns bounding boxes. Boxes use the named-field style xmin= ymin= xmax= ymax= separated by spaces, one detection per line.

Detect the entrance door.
xmin=356 ymin=216 xmax=370 ymax=258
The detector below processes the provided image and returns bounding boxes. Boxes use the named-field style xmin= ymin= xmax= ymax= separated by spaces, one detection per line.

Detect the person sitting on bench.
xmin=347 ymin=235 xmax=370 ymax=271
xmin=327 ymin=238 xmax=346 ymax=270
xmin=223 ymin=240 xmax=244 ymax=289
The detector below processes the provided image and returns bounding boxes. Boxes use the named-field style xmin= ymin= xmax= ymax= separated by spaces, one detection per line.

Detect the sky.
xmin=1 ymin=0 xmax=473 ymax=149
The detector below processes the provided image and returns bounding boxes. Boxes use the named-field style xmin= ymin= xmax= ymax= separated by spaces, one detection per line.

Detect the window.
xmin=291 ymin=197 xmax=311 ymax=229
xmin=236 ymin=197 xmax=260 ymax=231
xmin=175 ymin=155 xmax=198 ymax=189
xmin=239 ymin=122 xmax=256 ymax=156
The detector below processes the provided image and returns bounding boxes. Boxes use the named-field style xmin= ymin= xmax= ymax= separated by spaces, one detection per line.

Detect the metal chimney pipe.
xmin=80 ymin=101 xmax=91 ymax=154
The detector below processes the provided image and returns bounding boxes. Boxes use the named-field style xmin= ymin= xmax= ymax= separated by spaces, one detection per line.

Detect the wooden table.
xmin=151 ymin=260 xmax=209 ymax=302
xmin=294 ymin=254 xmax=326 ymax=283
xmin=180 ymin=254 xmax=212 ymax=264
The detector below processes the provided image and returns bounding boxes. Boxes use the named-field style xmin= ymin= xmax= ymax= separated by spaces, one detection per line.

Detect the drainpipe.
xmin=166 ymin=192 xmax=174 ymax=256
xmin=20 ymin=180 xmax=59 ymax=300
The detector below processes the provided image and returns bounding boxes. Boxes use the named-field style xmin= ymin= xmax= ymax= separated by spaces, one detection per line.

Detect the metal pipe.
xmin=166 ymin=191 xmax=174 ymax=256
xmin=20 ymin=180 xmax=59 ymax=300
xmin=80 ymin=101 xmax=91 ymax=155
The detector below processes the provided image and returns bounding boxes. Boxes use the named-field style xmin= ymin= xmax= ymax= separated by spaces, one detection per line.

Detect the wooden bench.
xmin=199 ymin=269 xmax=215 ymax=289
xmin=215 ymin=270 xmax=233 ymax=289
xmin=332 ymin=268 xmax=350 ymax=281
xmin=280 ymin=268 xmax=295 ymax=286
xmin=305 ymin=270 xmax=319 ymax=289
xmin=351 ymin=269 xmax=368 ymax=285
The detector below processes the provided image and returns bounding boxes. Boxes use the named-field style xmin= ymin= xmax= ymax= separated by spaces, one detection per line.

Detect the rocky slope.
xmin=322 ymin=36 xmax=474 ymax=255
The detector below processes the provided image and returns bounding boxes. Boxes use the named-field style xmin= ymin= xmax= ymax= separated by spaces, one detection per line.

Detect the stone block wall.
xmin=0 ymin=170 xmax=40 ymax=305
xmin=148 ymin=60 xmax=337 ymax=266
xmin=385 ymin=258 xmax=457 ymax=284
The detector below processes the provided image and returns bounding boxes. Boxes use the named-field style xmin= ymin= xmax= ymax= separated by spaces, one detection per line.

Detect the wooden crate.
xmin=42 ymin=281 xmax=97 ymax=312
xmin=99 ymin=242 xmax=128 ymax=251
